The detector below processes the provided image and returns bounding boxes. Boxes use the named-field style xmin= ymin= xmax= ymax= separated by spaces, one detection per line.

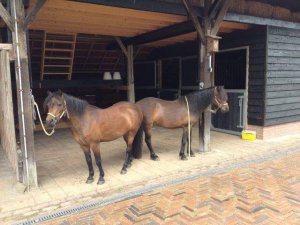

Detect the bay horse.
xmin=44 ymin=90 xmax=143 ymax=185
xmin=135 ymin=86 xmax=229 ymax=161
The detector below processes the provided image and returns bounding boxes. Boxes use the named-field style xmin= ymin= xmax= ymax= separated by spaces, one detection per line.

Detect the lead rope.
xmin=31 ymin=95 xmax=56 ymax=136
xmin=184 ymin=96 xmax=191 ymax=157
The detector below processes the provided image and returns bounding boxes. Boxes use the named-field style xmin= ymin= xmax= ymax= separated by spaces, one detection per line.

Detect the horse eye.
xmin=58 ymin=103 xmax=62 ymax=107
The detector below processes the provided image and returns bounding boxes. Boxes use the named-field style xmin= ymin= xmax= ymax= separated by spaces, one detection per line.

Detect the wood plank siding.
xmin=220 ymin=27 xmax=267 ymax=126
xmin=265 ymin=26 xmax=300 ymax=126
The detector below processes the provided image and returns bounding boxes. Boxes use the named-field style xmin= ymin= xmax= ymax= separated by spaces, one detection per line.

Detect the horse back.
xmin=137 ymin=97 xmax=188 ymax=128
xmin=82 ymin=102 xmax=142 ymax=142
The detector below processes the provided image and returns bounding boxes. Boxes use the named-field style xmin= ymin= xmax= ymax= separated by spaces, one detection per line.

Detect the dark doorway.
xmin=212 ymin=47 xmax=248 ymax=134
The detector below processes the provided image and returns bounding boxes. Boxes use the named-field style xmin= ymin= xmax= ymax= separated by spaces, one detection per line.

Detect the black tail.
xmin=132 ymin=125 xmax=144 ymax=159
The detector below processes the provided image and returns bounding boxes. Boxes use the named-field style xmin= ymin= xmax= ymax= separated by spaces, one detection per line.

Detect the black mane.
xmin=179 ymin=87 xmax=214 ymax=115
xmin=44 ymin=91 xmax=88 ymax=117
xmin=63 ymin=94 xmax=88 ymax=117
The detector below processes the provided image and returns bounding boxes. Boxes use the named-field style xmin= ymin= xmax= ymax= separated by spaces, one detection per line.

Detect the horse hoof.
xmin=97 ymin=178 xmax=105 ymax=185
xmin=190 ymin=151 xmax=196 ymax=157
xmin=180 ymin=155 xmax=188 ymax=161
xmin=86 ymin=177 xmax=94 ymax=184
xmin=151 ymin=155 xmax=160 ymax=161
xmin=121 ymin=169 xmax=127 ymax=175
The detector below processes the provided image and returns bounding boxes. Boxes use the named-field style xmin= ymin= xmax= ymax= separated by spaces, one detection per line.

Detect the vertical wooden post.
xmin=11 ymin=0 xmax=38 ymax=188
xmin=198 ymin=0 xmax=213 ymax=152
xmin=127 ymin=45 xmax=135 ymax=102
xmin=0 ymin=46 xmax=19 ymax=180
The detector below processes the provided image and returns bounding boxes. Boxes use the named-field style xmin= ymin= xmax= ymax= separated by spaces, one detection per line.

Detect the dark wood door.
xmin=212 ymin=91 xmax=246 ymax=133
xmin=212 ymin=49 xmax=247 ymax=134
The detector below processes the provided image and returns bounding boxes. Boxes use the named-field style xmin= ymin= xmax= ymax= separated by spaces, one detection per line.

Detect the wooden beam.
xmin=108 ymin=20 xmax=195 ymax=48
xmin=211 ymin=0 xmax=233 ymax=36
xmin=208 ymin=0 xmax=222 ymax=20
xmin=24 ymin=0 xmax=47 ymax=28
xmin=70 ymin=0 xmax=203 ymax=17
xmin=127 ymin=45 xmax=135 ymax=102
xmin=0 ymin=48 xmax=19 ymax=181
xmin=114 ymin=36 xmax=128 ymax=58
xmin=198 ymin=0 xmax=213 ymax=153
xmin=182 ymin=0 xmax=206 ymax=44
xmin=225 ymin=13 xmax=300 ymax=30
xmin=0 ymin=2 xmax=14 ymax=31
xmin=0 ymin=44 xmax=15 ymax=61
xmin=32 ymin=79 xmax=122 ymax=89
xmin=11 ymin=0 xmax=37 ymax=188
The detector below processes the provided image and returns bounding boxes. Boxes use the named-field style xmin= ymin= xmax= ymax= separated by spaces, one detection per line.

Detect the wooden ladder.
xmin=40 ymin=32 xmax=77 ymax=80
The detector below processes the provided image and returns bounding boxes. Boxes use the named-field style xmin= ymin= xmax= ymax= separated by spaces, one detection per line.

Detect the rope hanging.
xmin=185 ymin=96 xmax=191 ymax=157
xmin=31 ymin=95 xmax=55 ymax=136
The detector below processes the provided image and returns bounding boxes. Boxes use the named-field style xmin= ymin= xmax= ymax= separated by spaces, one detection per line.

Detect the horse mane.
xmin=63 ymin=94 xmax=88 ymax=117
xmin=43 ymin=91 xmax=88 ymax=117
xmin=179 ymin=87 xmax=215 ymax=115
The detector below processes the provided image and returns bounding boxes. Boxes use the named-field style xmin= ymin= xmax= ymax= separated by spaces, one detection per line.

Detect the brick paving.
xmin=1 ymin=128 xmax=300 ymax=224
xmin=38 ymin=152 xmax=300 ymax=225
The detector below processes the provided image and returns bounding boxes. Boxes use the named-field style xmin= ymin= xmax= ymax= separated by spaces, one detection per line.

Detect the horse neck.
xmin=63 ymin=94 xmax=87 ymax=131
xmin=187 ymin=88 xmax=214 ymax=116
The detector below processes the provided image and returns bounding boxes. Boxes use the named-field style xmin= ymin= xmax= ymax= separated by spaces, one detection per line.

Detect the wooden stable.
xmin=0 ymin=0 xmax=300 ymax=190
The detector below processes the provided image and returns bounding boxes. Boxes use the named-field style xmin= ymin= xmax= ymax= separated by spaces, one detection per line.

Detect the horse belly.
xmin=88 ymin=118 xmax=131 ymax=142
xmin=155 ymin=108 xmax=184 ymax=129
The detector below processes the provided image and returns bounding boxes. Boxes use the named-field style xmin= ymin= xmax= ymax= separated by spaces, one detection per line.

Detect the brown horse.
xmin=135 ymin=86 xmax=229 ymax=160
xmin=44 ymin=90 xmax=143 ymax=185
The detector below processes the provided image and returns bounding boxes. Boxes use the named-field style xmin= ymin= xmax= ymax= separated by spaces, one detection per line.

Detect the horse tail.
xmin=132 ymin=125 xmax=144 ymax=159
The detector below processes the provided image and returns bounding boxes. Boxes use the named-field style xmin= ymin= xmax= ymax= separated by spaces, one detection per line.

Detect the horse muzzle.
xmin=220 ymin=105 xmax=229 ymax=113
xmin=46 ymin=118 xmax=58 ymax=128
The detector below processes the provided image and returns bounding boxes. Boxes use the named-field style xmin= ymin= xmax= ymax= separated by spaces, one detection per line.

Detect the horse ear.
xmin=58 ymin=89 xmax=63 ymax=96
xmin=47 ymin=90 xmax=52 ymax=96
xmin=216 ymin=86 xmax=224 ymax=92
xmin=214 ymin=86 xmax=218 ymax=93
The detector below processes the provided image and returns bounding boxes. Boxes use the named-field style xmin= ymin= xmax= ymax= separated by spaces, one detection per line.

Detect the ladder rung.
xmin=45 ymin=48 xmax=73 ymax=52
xmin=46 ymin=40 xmax=75 ymax=44
xmin=44 ymin=65 xmax=71 ymax=67
xmin=44 ymin=56 xmax=72 ymax=60
xmin=43 ymin=72 xmax=70 ymax=75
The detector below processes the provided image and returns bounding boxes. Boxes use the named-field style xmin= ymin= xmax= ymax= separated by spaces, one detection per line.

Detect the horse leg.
xmin=187 ymin=126 xmax=195 ymax=157
xmin=81 ymin=146 xmax=94 ymax=183
xmin=91 ymin=143 xmax=105 ymax=185
xmin=144 ymin=124 xmax=160 ymax=161
xmin=199 ymin=115 xmax=205 ymax=153
xmin=121 ymin=132 xmax=134 ymax=174
xmin=179 ymin=127 xmax=188 ymax=160
xmin=123 ymin=134 xmax=132 ymax=168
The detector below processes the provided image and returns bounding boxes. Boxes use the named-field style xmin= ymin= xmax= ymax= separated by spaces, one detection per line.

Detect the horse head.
xmin=212 ymin=86 xmax=229 ymax=113
xmin=44 ymin=90 xmax=68 ymax=127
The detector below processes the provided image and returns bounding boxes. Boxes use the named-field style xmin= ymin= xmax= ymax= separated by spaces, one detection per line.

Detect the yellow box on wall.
xmin=241 ymin=130 xmax=257 ymax=140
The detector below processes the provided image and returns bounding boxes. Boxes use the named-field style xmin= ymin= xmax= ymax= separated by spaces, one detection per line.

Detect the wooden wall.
xmin=265 ymin=26 xmax=300 ymax=126
xmin=220 ymin=27 xmax=267 ymax=126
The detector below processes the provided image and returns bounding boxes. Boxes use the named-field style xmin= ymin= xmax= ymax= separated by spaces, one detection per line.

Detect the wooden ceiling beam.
xmin=39 ymin=1 xmax=186 ymax=23
xmin=31 ymin=20 xmax=154 ymax=33
xmin=30 ymin=24 xmax=141 ymax=37
xmin=108 ymin=20 xmax=195 ymax=49
xmin=0 ymin=2 xmax=14 ymax=31
xmin=211 ymin=0 xmax=233 ymax=36
xmin=69 ymin=0 xmax=203 ymax=17
xmin=221 ymin=21 xmax=250 ymax=30
xmin=182 ymin=0 xmax=206 ymax=44
xmin=114 ymin=37 xmax=128 ymax=58
xmin=31 ymin=16 xmax=166 ymax=31
xmin=24 ymin=0 xmax=47 ymax=28
xmin=208 ymin=0 xmax=223 ymax=20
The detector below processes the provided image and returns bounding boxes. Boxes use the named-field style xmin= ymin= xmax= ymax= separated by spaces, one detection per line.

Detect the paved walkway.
xmin=16 ymin=151 xmax=300 ymax=225
xmin=2 ymin=128 xmax=300 ymax=224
